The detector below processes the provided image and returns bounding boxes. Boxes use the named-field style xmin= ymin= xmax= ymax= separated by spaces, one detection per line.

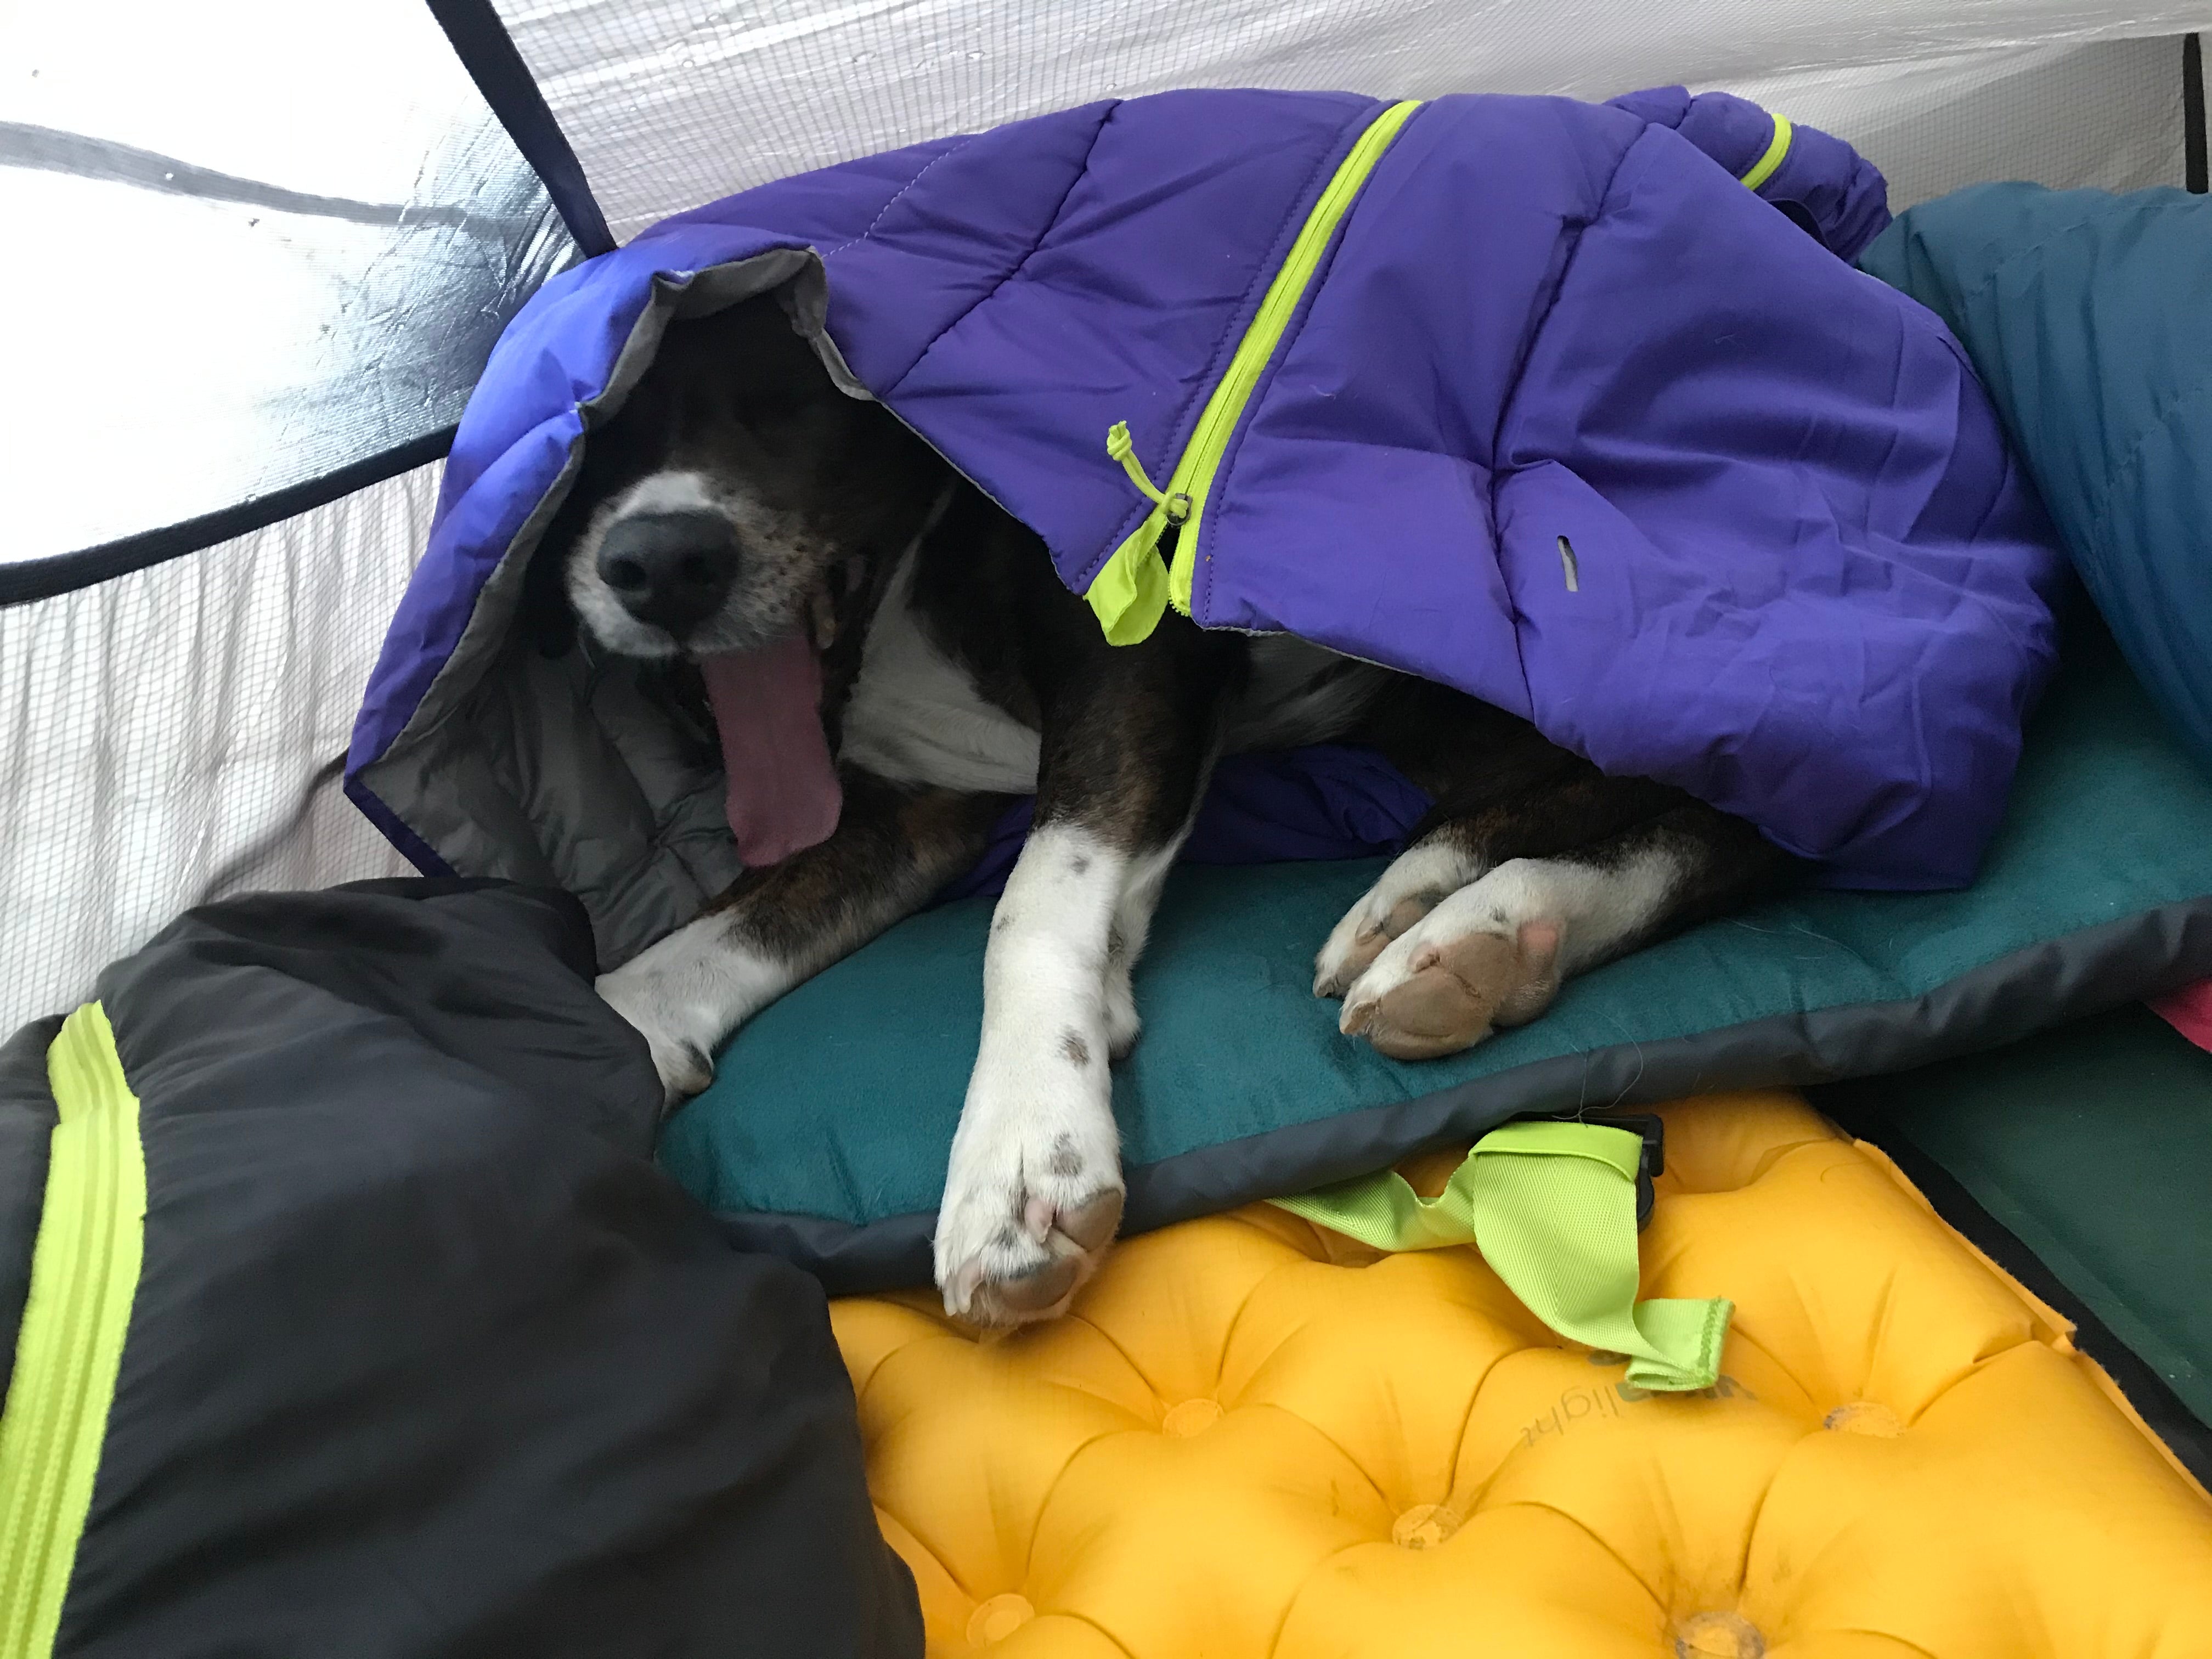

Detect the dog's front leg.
xmin=933 ymin=820 xmax=1136 ymax=1324
xmin=933 ymin=615 xmax=1232 ymax=1327
xmin=597 ymin=769 xmax=1007 ymax=1108
xmin=1334 ymin=801 xmax=1804 ymax=1059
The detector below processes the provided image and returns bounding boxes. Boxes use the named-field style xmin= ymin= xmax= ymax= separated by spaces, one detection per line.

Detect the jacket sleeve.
xmin=1606 ymin=85 xmax=1891 ymax=262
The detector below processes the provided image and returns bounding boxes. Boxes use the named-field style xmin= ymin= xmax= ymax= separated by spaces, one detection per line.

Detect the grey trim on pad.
xmin=714 ymin=895 xmax=2212 ymax=1297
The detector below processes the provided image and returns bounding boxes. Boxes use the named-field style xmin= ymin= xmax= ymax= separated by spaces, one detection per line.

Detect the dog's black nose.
xmin=596 ymin=511 xmax=740 ymax=637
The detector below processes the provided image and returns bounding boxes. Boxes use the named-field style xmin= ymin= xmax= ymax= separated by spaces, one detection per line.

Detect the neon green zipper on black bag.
xmin=1087 ymin=98 xmax=1424 ymax=646
xmin=0 ymin=1005 xmax=148 ymax=1659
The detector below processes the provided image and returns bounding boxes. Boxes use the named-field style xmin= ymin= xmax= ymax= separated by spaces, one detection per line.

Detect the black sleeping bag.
xmin=0 ymin=879 xmax=919 ymax=1658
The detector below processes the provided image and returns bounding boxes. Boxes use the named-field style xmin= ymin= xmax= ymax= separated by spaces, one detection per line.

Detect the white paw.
xmin=1337 ymin=876 xmax=1565 ymax=1061
xmin=592 ymin=912 xmax=791 ymax=1111
xmin=934 ymin=1051 xmax=1124 ymax=1328
xmin=595 ymin=964 xmax=719 ymax=1109
xmin=1313 ymin=840 xmax=1479 ymax=997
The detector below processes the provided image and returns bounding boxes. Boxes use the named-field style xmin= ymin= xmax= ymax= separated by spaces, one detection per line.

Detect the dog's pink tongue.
xmin=699 ymin=636 xmax=842 ymax=867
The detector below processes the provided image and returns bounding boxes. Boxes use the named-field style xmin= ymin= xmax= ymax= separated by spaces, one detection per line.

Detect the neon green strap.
xmin=0 ymin=1005 xmax=148 ymax=1659
xmin=1270 ymin=1121 xmax=1730 ymax=1391
xmin=1739 ymin=112 xmax=1793 ymax=191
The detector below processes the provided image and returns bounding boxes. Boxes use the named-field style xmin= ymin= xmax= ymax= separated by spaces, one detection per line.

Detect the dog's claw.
xmin=1316 ymin=889 xmax=1455 ymax=999
xmin=1314 ymin=923 xmax=1386 ymax=999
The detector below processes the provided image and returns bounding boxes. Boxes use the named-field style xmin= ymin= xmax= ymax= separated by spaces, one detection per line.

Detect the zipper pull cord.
xmin=1107 ymin=422 xmax=1191 ymax=524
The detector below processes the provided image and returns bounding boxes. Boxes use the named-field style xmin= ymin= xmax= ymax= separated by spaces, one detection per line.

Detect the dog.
xmin=558 ymin=295 xmax=1803 ymax=1325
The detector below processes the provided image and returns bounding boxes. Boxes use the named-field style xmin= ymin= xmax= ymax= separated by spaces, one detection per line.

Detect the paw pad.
xmin=1341 ymin=923 xmax=1562 ymax=1061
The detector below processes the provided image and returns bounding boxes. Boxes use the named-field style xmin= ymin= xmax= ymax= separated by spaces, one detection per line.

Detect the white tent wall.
xmin=0 ymin=470 xmax=432 ymax=1032
xmin=496 ymin=0 xmax=2209 ymax=240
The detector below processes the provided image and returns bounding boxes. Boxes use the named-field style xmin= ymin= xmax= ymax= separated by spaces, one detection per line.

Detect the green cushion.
xmin=1815 ymin=1003 xmax=2212 ymax=1431
xmin=659 ymin=625 xmax=2212 ymax=1291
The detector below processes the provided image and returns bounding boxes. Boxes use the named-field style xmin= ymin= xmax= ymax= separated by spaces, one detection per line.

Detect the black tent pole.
xmin=426 ymin=0 xmax=618 ymax=257
xmin=2187 ymin=34 xmax=2207 ymax=195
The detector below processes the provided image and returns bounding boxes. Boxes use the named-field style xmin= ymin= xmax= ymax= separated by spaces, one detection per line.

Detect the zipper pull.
xmin=1107 ymin=422 xmax=1190 ymax=524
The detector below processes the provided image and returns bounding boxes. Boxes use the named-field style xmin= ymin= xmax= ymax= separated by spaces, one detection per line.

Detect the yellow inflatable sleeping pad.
xmin=832 ymin=1090 xmax=2212 ymax=1657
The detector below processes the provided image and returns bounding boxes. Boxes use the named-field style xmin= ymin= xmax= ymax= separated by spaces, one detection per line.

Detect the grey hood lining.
xmin=357 ymin=251 xmax=836 ymax=967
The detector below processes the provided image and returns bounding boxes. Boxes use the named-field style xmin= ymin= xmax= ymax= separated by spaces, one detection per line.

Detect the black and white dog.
xmin=562 ymin=296 xmax=1801 ymax=1325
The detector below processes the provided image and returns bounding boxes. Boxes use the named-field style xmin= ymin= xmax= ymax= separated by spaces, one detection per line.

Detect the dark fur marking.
xmin=1047 ymin=1133 xmax=1084 ymax=1176
xmin=1060 ymin=1030 xmax=1091 ymax=1067
xmin=906 ymin=501 xmax=1242 ymax=853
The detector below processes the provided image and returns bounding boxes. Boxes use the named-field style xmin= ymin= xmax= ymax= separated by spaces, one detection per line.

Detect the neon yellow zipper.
xmin=1087 ymin=99 xmax=1424 ymax=645
xmin=0 ymin=1004 xmax=148 ymax=1659
xmin=1738 ymin=112 xmax=1793 ymax=191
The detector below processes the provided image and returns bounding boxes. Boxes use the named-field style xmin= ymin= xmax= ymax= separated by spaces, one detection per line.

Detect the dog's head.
xmin=560 ymin=293 xmax=940 ymax=663
xmin=544 ymin=292 xmax=945 ymax=866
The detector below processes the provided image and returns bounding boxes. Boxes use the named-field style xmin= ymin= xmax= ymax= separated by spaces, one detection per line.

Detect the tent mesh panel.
xmin=2 ymin=0 xmax=568 ymax=570
xmin=492 ymin=2 xmax=2202 ymax=240
xmin=0 ymin=469 xmax=435 ymax=1031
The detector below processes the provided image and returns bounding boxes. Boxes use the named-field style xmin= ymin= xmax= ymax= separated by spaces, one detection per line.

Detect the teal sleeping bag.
xmin=1859 ymin=183 xmax=2212 ymax=772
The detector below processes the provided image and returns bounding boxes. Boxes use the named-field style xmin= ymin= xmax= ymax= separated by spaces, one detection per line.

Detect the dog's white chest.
xmin=837 ymin=557 xmax=1040 ymax=794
